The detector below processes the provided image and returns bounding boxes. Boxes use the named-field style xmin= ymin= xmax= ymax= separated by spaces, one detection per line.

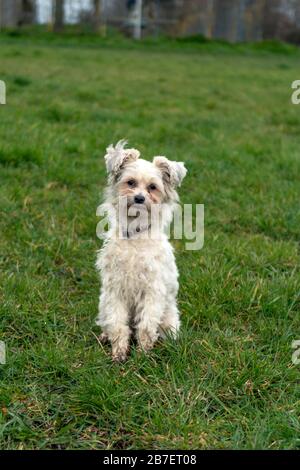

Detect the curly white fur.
xmin=95 ymin=141 xmax=187 ymax=361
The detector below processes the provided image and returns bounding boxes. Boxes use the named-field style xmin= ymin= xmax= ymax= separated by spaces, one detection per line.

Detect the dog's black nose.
xmin=134 ymin=194 xmax=145 ymax=204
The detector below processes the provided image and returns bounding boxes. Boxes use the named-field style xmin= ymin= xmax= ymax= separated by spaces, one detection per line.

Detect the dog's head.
xmin=104 ymin=140 xmax=187 ymax=213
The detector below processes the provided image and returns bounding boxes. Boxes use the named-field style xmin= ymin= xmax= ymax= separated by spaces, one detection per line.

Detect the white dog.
xmin=95 ymin=141 xmax=187 ymax=361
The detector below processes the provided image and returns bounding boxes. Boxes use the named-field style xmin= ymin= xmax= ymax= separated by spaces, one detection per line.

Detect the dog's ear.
xmin=105 ymin=140 xmax=140 ymax=177
xmin=153 ymin=156 xmax=187 ymax=188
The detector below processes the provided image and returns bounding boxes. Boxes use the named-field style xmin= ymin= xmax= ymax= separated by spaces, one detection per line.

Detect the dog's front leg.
xmin=135 ymin=295 xmax=164 ymax=352
xmin=97 ymin=293 xmax=130 ymax=362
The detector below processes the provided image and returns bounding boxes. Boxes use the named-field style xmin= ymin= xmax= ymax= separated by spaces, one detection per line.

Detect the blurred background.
xmin=0 ymin=0 xmax=300 ymax=44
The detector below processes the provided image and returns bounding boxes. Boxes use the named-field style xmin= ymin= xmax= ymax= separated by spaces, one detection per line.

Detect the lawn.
xmin=0 ymin=34 xmax=300 ymax=450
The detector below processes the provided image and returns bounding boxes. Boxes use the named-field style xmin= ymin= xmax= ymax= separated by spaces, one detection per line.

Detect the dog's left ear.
xmin=153 ymin=156 xmax=187 ymax=188
xmin=105 ymin=140 xmax=140 ymax=177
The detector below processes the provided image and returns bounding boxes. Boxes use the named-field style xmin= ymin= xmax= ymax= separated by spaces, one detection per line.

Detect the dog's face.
xmin=117 ymin=159 xmax=165 ymax=211
xmin=104 ymin=141 xmax=186 ymax=213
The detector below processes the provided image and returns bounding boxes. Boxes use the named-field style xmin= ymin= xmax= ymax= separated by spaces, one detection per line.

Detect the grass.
xmin=0 ymin=32 xmax=300 ymax=450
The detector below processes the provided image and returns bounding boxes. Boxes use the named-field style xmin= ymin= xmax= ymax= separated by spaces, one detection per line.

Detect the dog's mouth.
xmin=129 ymin=202 xmax=147 ymax=210
xmin=127 ymin=201 xmax=150 ymax=214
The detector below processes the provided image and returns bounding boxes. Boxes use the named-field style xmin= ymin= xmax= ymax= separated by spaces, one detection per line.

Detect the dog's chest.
xmin=99 ymin=238 xmax=175 ymax=294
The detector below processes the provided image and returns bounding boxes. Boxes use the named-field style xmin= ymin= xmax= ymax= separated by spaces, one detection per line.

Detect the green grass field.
xmin=0 ymin=34 xmax=300 ymax=450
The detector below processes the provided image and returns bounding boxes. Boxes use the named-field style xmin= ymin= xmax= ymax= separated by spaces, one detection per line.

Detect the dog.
xmin=95 ymin=140 xmax=187 ymax=361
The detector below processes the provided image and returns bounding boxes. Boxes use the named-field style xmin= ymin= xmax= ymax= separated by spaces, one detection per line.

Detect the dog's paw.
xmin=137 ymin=332 xmax=156 ymax=353
xmin=137 ymin=339 xmax=153 ymax=353
xmin=112 ymin=342 xmax=129 ymax=363
xmin=98 ymin=332 xmax=109 ymax=344
xmin=137 ymin=343 xmax=154 ymax=354
xmin=112 ymin=349 xmax=128 ymax=363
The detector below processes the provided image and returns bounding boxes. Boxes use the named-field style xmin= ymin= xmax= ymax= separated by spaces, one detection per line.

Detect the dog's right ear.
xmin=104 ymin=140 xmax=140 ymax=177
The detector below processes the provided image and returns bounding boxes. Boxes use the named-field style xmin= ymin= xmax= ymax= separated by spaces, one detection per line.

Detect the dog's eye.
xmin=127 ymin=179 xmax=136 ymax=187
xmin=148 ymin=183 xmax=157 ymax=191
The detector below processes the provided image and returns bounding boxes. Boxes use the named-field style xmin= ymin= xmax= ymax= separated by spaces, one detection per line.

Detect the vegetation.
xmin=0 ymin=34 xmax=300 ymax=449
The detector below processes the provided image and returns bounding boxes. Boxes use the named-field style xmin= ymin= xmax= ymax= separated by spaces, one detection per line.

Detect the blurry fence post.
xmin=93 ymin=0 xmax=101 ymax=32
xmin=54 ymin=0 xmax=64 ymax=32
xmin=133 ymin=0 xmax=143 ymax=39
xmin=100 ymin=0 xmax=107 ymax=37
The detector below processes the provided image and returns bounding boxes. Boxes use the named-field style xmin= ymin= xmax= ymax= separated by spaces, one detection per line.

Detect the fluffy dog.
xmin=95 ymin=140 xmax=187 ymax=361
